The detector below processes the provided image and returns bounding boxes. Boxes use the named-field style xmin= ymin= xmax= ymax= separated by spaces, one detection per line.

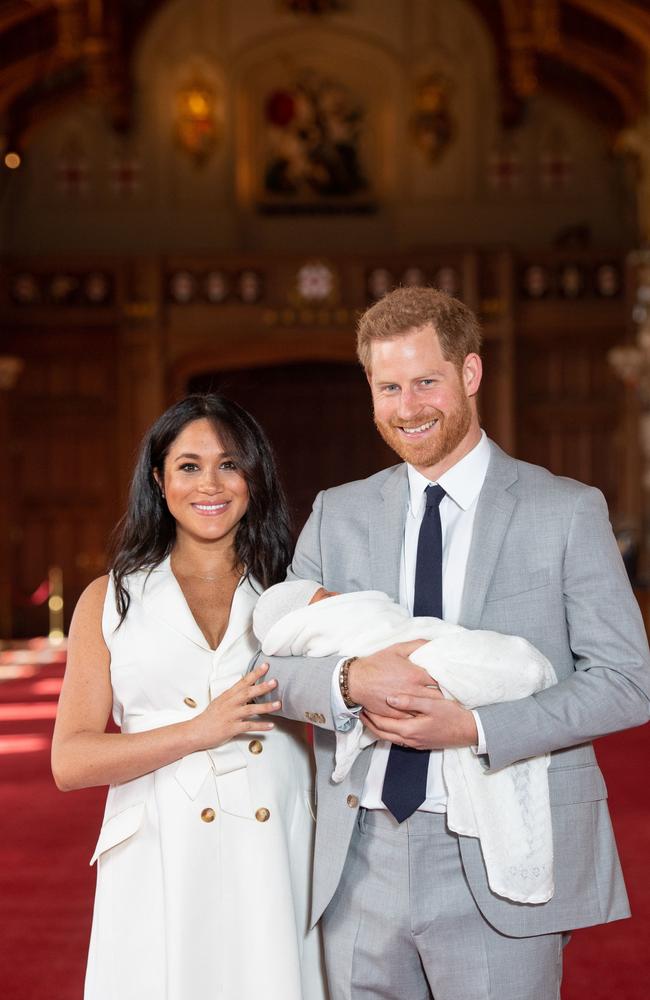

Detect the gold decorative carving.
xmin=410 ymin=74 xmax=454 ymax=164
xmin=175 ymin=78 xmax=221 ymax=165
xmin=0 ymin=356 xmax=24 ymax=391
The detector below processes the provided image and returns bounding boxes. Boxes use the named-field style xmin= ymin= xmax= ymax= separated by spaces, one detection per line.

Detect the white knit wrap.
xmin=254 ymin=584 xmax=557 ymax=905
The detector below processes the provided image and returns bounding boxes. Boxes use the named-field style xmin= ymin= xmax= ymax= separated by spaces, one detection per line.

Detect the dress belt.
xmin=122 ymin=710 xmax=250 ymax=806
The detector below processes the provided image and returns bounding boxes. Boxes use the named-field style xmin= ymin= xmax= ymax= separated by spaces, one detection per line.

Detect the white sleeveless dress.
xmin=84 ymin=558 xmax=326 ymax=1000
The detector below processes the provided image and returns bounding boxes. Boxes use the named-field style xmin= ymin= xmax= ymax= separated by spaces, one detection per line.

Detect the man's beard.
xmin=374 ymin=397 xmax=472 ymax=470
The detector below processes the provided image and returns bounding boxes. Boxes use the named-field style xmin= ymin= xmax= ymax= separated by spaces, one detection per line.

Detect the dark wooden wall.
xmin=0 ymin=249 xmax=636 ymax=637
xmin=190 ymin=363 xmax=395 ymax=532
xmin=514 ymin=292 xmax=636 ymax=522
xmin=3 ymin=327 xmax=119 ymax=636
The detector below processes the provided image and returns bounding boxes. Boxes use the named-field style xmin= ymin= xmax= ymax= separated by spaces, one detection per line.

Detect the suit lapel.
xmin=369 ymin=465 xmax=408 ymax=602
xmin=460 ymin=441 xmax=518 ymax=628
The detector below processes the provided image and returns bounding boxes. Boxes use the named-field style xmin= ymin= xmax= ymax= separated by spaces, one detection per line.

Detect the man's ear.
xmin=463 ymin=353 xmax=482 ymax=398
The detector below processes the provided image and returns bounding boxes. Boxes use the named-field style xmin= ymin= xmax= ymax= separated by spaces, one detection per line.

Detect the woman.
xmin=52 ymin=394 xmax=326 ymax=1000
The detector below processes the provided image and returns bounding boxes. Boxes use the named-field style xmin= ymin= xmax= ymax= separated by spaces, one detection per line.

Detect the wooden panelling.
xmin=4 ymin=328 xmax=119 ymax=637
xmin=515 ymin=321 xmax=627 ymax=509
xmin=0 ymin=248 xmax=633 ymax=637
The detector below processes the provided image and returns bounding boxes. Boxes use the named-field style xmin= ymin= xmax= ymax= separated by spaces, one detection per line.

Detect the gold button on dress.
xmin=201 ymin=807 xmax=216 ymax=823
xmin=248 ymin=739 xmax=263 ymax=754
xmin=255 ymin=807 xmax=270 ymax=823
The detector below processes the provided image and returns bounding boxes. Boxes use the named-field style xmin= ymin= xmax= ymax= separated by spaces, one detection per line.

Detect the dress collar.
xmin=137 ymin=555 xmax=258 ymax=653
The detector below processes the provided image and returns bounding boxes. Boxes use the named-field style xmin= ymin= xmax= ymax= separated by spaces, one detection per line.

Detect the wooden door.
xmin=189 ymin=362 xmax=395 ymax=533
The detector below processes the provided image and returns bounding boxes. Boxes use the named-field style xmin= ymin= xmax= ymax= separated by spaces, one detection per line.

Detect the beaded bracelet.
xmin=339 ymin=656 xmax=359 ymax=709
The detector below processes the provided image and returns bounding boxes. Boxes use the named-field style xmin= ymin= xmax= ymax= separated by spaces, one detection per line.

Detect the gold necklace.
xmin=171 ymin=558 xmax=242 ymax=584
xmin=176 ymin=571 xmax=221 ymax=582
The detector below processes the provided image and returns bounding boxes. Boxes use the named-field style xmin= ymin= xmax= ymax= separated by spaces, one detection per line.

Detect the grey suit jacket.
xmin=264 ymin=440 xmax=650 ymax=934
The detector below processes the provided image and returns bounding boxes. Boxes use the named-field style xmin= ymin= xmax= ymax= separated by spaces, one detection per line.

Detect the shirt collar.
xmin=406 ymin=430 xmax=490 ymax=517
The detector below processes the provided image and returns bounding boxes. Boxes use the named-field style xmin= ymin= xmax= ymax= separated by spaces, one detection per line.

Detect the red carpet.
xmin=0 ymin=658 xmax=105 ymax=1000
xmin=0 ymin=657 xmax=648 ymax=999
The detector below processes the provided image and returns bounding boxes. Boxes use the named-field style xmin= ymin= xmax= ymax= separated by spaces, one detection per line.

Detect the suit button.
xmin=255 ymin=807 xmax=270 ymax=823
xmin=201 ymin=808 xmax=216 ymax=823
xmin=184 ymin=696 xmax=197 ymax=708
xmin=346 ymin=795 xmax=359 ymax=809
xmin=248 ymin=739 xmax=263 ymax=755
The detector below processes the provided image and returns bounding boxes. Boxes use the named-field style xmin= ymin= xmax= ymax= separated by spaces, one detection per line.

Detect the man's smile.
xmin=397 ymin=418 xmax=439 ymax=437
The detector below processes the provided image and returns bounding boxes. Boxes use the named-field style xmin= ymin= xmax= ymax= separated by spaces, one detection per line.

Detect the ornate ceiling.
xmin=467 ymin=0 xmax=650 ymax=129
xmin=0 ymin=0 xmax=648 ymax=152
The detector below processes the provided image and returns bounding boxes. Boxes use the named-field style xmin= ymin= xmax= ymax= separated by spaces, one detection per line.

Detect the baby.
xmin=253 ymin=580 xmax=557 ymax=905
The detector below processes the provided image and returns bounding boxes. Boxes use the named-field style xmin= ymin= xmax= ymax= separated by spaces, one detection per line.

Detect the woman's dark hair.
xmin=109 ymin=393 xmax=293 ymax=623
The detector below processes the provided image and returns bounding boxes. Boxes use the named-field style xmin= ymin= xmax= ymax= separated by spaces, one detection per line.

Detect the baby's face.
xmin=309 ymin=587 xmax=339 ymax=604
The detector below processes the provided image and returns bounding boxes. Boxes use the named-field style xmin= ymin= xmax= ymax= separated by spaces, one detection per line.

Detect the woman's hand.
xmin=52 ymin=580 xmax=283 ymax=791
xmin=189 ymin=663 xmax=281 ymax=752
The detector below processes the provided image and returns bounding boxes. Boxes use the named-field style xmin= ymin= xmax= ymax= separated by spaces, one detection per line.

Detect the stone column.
xmin=609 ymin=253 xmax=650 ymax=580
xmin=616 ymin=114 xmax=650 ymax=244
xmin=0 ymin=356 xmax=24 ymax=639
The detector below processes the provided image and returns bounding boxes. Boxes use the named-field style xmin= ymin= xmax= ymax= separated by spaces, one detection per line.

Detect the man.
xmin=261 ymin=287 xmax=650 ymax=1000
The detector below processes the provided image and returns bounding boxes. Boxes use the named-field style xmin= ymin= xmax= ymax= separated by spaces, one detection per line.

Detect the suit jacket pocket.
xmin=548 ymin=763 xmax=607 ymax=805
xmin=90 ymin=802 xmax=145 ymax=865
xmin=486 ymin=567 xmax=550 ymax=603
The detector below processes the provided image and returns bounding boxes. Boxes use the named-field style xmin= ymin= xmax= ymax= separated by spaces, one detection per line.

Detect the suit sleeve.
xmin=477 ymin=487 xmax=650 ymax=770
xmin=253 ymin=491 xmax=341 ymax=731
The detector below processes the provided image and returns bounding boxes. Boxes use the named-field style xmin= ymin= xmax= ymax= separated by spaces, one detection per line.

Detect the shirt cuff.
xmin=330 ymin=658 xmax=362 ymax=732
xmin=470 ymin=709 xmax=487 ymax=755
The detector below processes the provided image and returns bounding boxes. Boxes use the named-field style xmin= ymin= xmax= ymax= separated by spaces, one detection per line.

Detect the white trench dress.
xmin=85 ymin=559 xmax=326 ymax=1000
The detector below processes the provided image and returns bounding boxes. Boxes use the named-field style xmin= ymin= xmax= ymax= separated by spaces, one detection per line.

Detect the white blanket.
xmin=256 ymin=588 xmax=557 ymax=904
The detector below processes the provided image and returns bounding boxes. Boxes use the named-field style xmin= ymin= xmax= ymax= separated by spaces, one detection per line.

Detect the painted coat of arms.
xmin=261 ymin=68 xmax=371 ymax=211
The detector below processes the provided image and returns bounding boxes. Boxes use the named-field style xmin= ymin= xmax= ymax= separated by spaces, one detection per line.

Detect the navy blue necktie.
xmin=381 ymin=482 xmax=445 ymax=823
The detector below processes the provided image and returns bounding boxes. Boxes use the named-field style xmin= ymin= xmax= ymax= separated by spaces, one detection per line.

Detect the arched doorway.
xmin=189 ymin=362 xmax=395 ymax=533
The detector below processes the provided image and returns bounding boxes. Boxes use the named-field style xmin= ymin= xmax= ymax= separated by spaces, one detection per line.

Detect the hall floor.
xmin=0 ymin=649 xmax=648 ymax=1000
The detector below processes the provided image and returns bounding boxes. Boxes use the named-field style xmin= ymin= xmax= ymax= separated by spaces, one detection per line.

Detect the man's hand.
xmin=347 ymin=641 xmax=432 ymax=717
xmin=361 ymin=694 xmax=478 ymax=749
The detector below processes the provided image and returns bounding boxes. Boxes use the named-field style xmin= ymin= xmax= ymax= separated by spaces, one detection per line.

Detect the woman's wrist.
xmin=181 ymin=715 xmax=212 ymax=754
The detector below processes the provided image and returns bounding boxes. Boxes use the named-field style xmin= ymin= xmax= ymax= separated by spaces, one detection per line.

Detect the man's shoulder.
xmin=492 ymin=442 xmax=604 ymax=507
xmin=320 ymin=463 xmax=405 ymax=506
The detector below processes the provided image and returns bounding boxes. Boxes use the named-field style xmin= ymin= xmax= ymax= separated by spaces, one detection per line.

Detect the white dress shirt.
xmin=331 ymin=430 xmax=491 ymax=812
